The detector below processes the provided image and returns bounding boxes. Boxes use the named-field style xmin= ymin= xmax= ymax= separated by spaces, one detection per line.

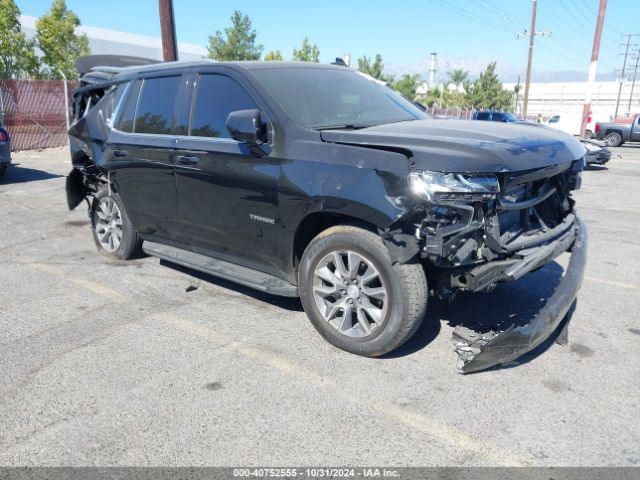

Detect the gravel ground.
xmin=0 ymin=145 xmax=639 ymax=467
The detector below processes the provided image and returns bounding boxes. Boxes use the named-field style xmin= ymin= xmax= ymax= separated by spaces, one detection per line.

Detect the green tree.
xmin=393 ymin=73 xmax=420 ymax=100
xmin=264 ymin=49 xmax=283 ymax=61
xmin=0 ymin=0 xmax=40 ymax=79
xmin=35 ymin=0 xmax=89 ymax=79
xmin=292 ymin=37 xmax=319 ymax=62
xmin=463 ymin=62 xmax=513 ymax=110
xmin=357 ymin=54 xmax=394 ymax=83
xmin=207 ymin=11 xmax=263 ymax=61
xmin=447 ymin=69 xmax=469 ymax=88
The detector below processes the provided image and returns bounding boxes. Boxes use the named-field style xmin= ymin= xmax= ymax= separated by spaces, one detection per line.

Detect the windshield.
xmin=505 ymin=112 xmax=518 ymax=122
xmin=251 ymin=67 xmax=429 ymax=129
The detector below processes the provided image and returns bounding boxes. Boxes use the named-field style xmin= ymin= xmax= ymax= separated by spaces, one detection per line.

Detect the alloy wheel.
xmin=312 ymin=250 xmax=388 ymax=338
xmin=94 ymin=197 xmax=123 ymax=252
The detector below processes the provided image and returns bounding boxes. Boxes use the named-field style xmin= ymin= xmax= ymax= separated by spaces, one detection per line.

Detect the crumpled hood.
xmin=320 ymin=119 xmax=586 ymax=173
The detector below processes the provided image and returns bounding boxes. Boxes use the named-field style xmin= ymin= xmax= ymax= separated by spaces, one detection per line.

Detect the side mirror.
xmin=226 ymin=109 xmax=264 ymax=145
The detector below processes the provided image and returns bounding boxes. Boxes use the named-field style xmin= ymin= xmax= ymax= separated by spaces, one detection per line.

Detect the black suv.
xmin=67 ymin=57 xmax=587 ymax=373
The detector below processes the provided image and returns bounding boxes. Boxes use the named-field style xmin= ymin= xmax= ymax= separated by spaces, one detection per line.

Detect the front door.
xmin=173 ymin=73 xmax=282 ymax=275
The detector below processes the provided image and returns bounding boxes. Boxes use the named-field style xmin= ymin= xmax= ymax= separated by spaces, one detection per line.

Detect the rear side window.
xmin=190 ymin=74 xmax=258 ymax=138
xmin=116 ymin=81 xmax=141 ymax=132
xmin=134 ymin=76 xmax=181 ymax=135
xmin=475 ymin=112 xmax=490 ymax=121
xmin=492 ymin=113 xmax=506 ymax=122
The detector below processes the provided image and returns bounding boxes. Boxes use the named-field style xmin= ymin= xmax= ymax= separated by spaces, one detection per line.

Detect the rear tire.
xmin=91 ymin=185 xmax=142 ymax=260
xmin=604 ymin=131 xmax=622 ymax=147
xmin=298 ymin=225 xmax=428 ymax=357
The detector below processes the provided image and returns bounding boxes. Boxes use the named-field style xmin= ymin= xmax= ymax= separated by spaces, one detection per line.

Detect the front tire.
xmin=91 ymin=185 xmax=142 ymax=259
xmin=298 ymin=225 xmax=428 ymax=357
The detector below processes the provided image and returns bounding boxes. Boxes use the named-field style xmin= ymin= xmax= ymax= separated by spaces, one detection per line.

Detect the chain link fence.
xmin=0 ymin=80 xmax=75 ymax=152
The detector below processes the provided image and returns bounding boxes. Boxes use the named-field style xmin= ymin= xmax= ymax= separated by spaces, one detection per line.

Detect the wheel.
xmin=604 ymin=131 xmax=622 ymax=147
xmin=298 ymin=225 xmax=428 ymax=357
xmin=91 ymin=185 xmax=142 ymax=259
xmin=584 ymin=130 xmax=593 ymax=139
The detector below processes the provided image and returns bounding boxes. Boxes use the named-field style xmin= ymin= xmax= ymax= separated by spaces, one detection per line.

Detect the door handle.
xmin=177 ymin=155 xmax=199 ymax=166
xmin=112 ymin=149 xmax=128 ymax=158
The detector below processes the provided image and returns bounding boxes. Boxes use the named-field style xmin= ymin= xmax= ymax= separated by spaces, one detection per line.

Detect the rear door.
xmin=173 ymin=71 xmax=282 ymax=274
xmin=108 ymin=74 xmax=187 ymax=242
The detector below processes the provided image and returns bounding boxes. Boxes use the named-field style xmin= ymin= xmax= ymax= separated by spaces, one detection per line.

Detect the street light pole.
xmin=580 ymin=0 xmax=607 ymax=138
xmin=158 ymin=0 xmax=178 ymax=62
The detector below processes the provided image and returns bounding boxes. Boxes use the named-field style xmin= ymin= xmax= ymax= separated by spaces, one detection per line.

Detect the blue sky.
xmin=16 ymin=0 xmax=639 ymax=75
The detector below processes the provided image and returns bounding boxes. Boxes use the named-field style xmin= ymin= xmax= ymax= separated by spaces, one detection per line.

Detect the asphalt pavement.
xmin=1 ymin=145 xmax=639 ymax=466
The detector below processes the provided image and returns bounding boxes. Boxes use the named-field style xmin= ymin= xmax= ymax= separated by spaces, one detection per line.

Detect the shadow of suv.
xmin=66 ymin=56 xmax=587 ymax=373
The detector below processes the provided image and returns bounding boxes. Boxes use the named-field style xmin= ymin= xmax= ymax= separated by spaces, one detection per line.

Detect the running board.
xmin=143 ymin=241 xmax=299 ymax=297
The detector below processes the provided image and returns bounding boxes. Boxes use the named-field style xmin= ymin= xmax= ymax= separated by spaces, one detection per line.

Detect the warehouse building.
xmin=19 ymin=15 xmax=208 ymax=63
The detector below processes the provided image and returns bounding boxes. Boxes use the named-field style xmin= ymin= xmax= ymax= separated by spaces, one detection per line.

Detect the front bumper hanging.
xmin=452 ymin=215 xmax=588 ymax=374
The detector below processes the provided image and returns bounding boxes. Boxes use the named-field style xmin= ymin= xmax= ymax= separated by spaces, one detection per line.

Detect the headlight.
xmin=583 ymin=142 xmax=600 ymax=153
xmin=408 ymin=170 xmax=500 ymax=202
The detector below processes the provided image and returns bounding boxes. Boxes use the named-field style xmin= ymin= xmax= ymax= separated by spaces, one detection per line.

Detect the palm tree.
xmin=448 ymin=69 xmax=469 ymax=89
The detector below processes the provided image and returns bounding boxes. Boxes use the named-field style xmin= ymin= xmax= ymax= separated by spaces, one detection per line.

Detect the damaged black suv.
xmin=67 ymin=57 xmax=587 ymax=372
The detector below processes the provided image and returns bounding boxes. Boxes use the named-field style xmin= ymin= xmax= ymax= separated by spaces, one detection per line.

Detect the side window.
xmin=190 ymin=74 xmax=258 ymax=138
xmin=548 ymin=115 xmax=560 ymax=124
xmin=475 ymin=112 xmax=490 ymax=121
xmin=116 ymin=81 xmax=141 ymax=133
xmin=493 ymin=113 xmax=506 ymax=122
xmin=134 ymin=76 xmax=181 ymax=135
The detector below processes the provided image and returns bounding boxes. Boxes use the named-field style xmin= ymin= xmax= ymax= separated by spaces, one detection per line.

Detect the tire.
xmin=604 ymin=131 xmax=623 ymax=147
xmin=91 ymin=184 xmax=142 ymax=259
xmin=298 ymin=225 xmax=428 ymax=357
xmin=584 ymin=130 xmax=593 ymax=139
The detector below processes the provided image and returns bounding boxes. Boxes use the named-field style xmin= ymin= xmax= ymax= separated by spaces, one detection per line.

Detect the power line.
xmin=428 ymin=0 xmax=515 ymax=34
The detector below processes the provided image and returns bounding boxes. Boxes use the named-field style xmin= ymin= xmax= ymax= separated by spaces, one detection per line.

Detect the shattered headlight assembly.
xmin=408 ymin=170 xmax=500 ymax=202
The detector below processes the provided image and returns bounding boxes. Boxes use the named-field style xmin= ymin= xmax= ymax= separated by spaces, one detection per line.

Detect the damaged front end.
xmin=410 ymin=159 xmax=587 ymax=373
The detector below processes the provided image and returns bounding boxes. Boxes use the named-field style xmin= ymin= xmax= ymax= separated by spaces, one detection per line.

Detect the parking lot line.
xmin=160 ymin=313 xmax=528 ymax=467
xmin=28 ymin=262 xmax=124 ymax=301
xmin=585 ymin=275 xmax=639 ymax=290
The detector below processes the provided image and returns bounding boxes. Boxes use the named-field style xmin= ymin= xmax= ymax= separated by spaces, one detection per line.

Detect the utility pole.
xmin=517 ymin=0 xmax=551 ymax=118
xmin=580 ymin=0 xmax=607 ymax=138
xmin=614 ymin=34 xmax=636 ymax=118
xmin=158 ymin=0 xmax=178 ymax=62
xmin=523 ymin=0 xmax=536 ymax=117
xmin=627 ymin=51 xmax=639 ymax=112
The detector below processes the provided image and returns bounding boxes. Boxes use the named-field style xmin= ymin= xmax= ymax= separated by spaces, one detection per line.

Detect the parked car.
xmin=66 ymin=57 xmax=587 ymax=373
xmin=472 ymin=110 xmax=519 ymax=123
xmin=595 ymin=114 xmax=640 ymax=146
xmin=580 ymin=138 xmax=611 ymax=165
xmin=0 ymin=122 xmax=11 ymax=179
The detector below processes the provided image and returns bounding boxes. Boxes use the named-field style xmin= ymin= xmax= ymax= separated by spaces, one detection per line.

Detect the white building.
xmin=504 ymin=80 xmax=640 ymax=125
xmin=19 ymin=15 xmax=208 ymax=63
